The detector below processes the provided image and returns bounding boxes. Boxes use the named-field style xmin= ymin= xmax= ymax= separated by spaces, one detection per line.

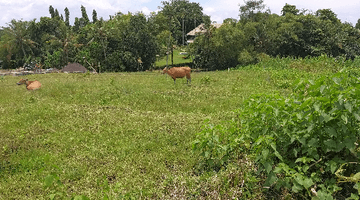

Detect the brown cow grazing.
xmin=163 ymin=67 xmax=191 ymax=84
xmin=17 ymin=79 xmax=41 ymax=90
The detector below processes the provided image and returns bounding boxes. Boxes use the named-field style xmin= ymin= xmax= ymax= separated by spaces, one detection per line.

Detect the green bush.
xmin=193 ymin=71 xmax=360 ymax=198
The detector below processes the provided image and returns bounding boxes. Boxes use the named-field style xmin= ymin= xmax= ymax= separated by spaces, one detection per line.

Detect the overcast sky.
xmin=0 ymin=0 xmax=359 ymax=28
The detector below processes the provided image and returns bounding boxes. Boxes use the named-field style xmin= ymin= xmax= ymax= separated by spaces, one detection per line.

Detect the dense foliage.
xmin=1 ymin=1 xmax=360 ymax=71
xmin=192 ymin=2 xmax=360 ymax=70
xmin=0 ymin=1 xmax=206 ymax=71
xmin=193 ymin=56 xmax=360 ymax=199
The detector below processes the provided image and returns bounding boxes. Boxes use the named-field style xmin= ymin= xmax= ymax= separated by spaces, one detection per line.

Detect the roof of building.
xmin=186 ymin=23 xmax=223 ymax=36
xmin=62 ymin=63 xmax=87 ymax=73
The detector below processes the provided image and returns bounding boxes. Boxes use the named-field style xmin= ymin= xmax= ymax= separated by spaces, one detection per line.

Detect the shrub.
xmin=193 ymin=70 xmax=360 ymax=198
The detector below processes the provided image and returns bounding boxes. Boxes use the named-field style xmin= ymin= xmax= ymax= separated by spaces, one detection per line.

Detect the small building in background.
xmin=186 ymin=23 xmax=222 ymax=44
xmin=62 ymin=63 xmax=87 ymax=73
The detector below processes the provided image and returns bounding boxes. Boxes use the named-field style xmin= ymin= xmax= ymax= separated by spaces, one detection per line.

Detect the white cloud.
xmin=140 ymin=7 xmax=152 ymax=15
xmin=204 ymin=7 xmax=216 ymax=14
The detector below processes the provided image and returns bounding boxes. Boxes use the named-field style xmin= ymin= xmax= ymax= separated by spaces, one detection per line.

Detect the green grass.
xmin=0 ymin=55 xmax=348 ymax=199
xmin=155 ymin=49 xmax=192 ymax=68
xmin=0 ymin=69 xmax=277 ymax=199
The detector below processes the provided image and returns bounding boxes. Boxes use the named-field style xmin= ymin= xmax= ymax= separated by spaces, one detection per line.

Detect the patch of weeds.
xmin=27 ymin=96 xmax=38 ymax=103
xmin=200 ymin=75 xmax=211 ymax=84
xmin=109 ymin=76 xmax=115 ymax=85
xmin=43 ymin=165 xmax=90 ymax=200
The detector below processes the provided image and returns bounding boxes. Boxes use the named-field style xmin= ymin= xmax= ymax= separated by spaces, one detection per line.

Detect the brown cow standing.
xmin=17 ymin=79 xmax=41 ymax=90
xmin=163 ymin=67 xmax=191 ymax=84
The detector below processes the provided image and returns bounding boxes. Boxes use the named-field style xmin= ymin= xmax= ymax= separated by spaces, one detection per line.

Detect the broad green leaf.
xmin=321 ymin=113 xmax=332 ymax=123
xmin=316 ymin=190 xmax=334 ymax=200
xmin=299 ymin=137 xmax=306 ymax=145
xmin=344 ymin=138 xmax=356 ymax=150
xmin=296 ymin=113 xmax=302 ymax=120
xmin=262 ymin=149 xmax=270 ymax=159
xmin=204 ymin=151 xmax=210 ymax=158
xmin=274 ymin=108 xmax=279 ymax=117
xmin=292 ymin=181 xmax=303 ymax=193
xmin=73 ymin=195 xmax=90 ymax=200
xmin=214 ymin=135 xmax=219 ymax=143
xmin=354 ymin=113 xmax=360 ymax=121
xmin=302 ymin=165 xmax=310 ymax=172
xmin=303 ymin=178 xmax=313 ymax=189
xmin=274 ymin=151 xmax=284 ymax=161
xmin=294 ymin=174 xmax=304 ymax=185
xmin=292 ymin=148 xmax=299 ymax=157
xmin=341 ymin=114 xmax=348 ymax=124
xmin=329 ymin=160 xmax=338 ymax=173
xmin=333 ymin=77 xmax=341 ymax=85
xmin=49 ymin=194 xmax=56 ymax=200
xmin=295 ymin=157 xmax=315 ymax=164
xmin=320 ymin=85 xmax=326 ymax=94
xmin=335 ymin=142 xmax=345 ymax=152
xmin=264 ymin=172 xmax=278 ymax=187
xmin=307 ymin=124 xmax=314 ymax=133
xmin=355 ymin=182 xmax=360 ymax=194
xmin=264 ymin=161 xmax=272 ymax=173
xmin=308 ymin=138 xmax=319 ymax=147
xmin=295 ymin=158 xmax=302 ymax=163
xmin=273 ymin=166 xmax=283 ymax=173
xmin=290 ymin=135 xmax=297 ymax=144
xmin=314 ymin=103 xmax=321 ymax=112
xmin=325 ymin=127 xmax=337 ymax=137
xmin=324 ymin=139 xmax=337 ymax=151
xmin=345 ymin=102 xmax=353 ymax=113
xmin=44 ymin=175 xmax=55 ymax=187
xmin=347 ymin=193 xmax=359 ymax=200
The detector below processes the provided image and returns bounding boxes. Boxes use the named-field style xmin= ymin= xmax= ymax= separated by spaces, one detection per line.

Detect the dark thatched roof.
xmin=62 ymin=63 xmax=87 ymax=73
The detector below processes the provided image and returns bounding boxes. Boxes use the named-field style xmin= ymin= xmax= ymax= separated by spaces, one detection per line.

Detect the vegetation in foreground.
xmin=194 ymin=56 xmax=360 ymax=199
xmin=1 ymin=56 xmax=360 ymax=199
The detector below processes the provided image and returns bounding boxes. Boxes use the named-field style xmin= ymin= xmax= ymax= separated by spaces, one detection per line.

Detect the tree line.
xmin=0 ymin=0 xmax=360 ymax=72
xmin=192 ymin=0 xmax=360 ymax=70
xmin=0 ymin=0 xmax=205 ymax=72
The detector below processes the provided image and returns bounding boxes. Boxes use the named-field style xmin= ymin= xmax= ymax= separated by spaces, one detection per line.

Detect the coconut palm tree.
xmin=2 ymin=19 xmax=36 ymax=60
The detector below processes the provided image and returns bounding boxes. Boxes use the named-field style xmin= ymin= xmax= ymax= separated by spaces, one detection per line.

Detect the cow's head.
xmin=17 ymin=79 xmax=28 ymax=85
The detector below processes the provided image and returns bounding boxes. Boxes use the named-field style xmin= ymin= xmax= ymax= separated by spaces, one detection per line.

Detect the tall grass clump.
xmin=193 ymin=67 xmax=360 ymax=199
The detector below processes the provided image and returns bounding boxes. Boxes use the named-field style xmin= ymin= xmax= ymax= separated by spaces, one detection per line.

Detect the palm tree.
xmin=2 ymin=19 xmax=36 ymax=61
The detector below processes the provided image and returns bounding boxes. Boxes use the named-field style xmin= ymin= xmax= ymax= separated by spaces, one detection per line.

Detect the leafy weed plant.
xmin=194 ymin=69 xmax=360 ymax=199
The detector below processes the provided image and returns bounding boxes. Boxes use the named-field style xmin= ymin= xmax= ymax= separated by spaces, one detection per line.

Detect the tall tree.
xmin=1 ymin=19 xmax=36 ymax=66
xmin=239 ymin=0 xmax=270 ymax=23
xmin=122 ymin=13 xmax=158 ymax=71
xmin=64 ymin=7 xmax=70 ymax=27
xmin=73 ymin=17 xmax=80 ymax=32
xmin=54 ymin=9 xmax=60 ymax=19
xmin=163 ymin=0 xmax=204 ymax=45
xmin=80 ymin=5 xmax=90 ymax=27
xmin=160 ymin=1 xmax=176 ymax=66
xmin=49 ymin=5 xmax=55 ymax=19
xmin=92 ymin=9 xmax=98 ymax=23
xmin=281 ymin=3 xmax=299 ymax=16
xmin=316 ymin=9 xmax=340 ymax=24
xmin=356 ymin=19 xmax=360 ymax=29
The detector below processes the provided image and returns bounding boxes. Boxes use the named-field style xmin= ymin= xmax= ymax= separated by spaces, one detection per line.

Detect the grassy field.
xmin=1 ymin=56 xmax=350 ymax=199
xmin=0 ymin=69 xmax=281 ymax=199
